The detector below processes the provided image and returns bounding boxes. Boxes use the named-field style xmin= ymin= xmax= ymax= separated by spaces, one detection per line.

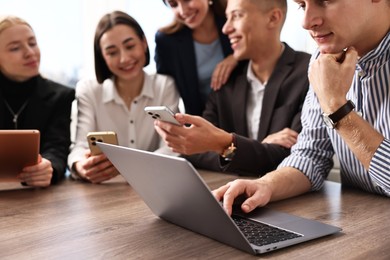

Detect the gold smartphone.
xmin=87 ymin=131 xmax=118 ymax=156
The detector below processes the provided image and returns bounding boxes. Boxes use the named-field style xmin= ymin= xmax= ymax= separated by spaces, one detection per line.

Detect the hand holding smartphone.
xmin=144 ymin=106 xmax=180 ymax=125
xmin=87 ymin=131 xmax=118 ymax=155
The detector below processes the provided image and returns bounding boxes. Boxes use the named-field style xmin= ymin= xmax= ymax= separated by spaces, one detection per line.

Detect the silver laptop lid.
xmin=98 ymin=143 xmax=254 ymax=254
xmin=98 ymin=143 xmax=341 ymax=255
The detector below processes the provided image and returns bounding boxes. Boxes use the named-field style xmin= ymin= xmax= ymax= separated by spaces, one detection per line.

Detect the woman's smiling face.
xmin=99 ymin=24 xmax=147 ymax=82
xmin=165 ymin=0 xmax=211 ymax=29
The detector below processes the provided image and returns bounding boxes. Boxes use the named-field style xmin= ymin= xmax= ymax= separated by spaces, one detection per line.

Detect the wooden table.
xmin=1 ymin=171 xmax=389 ymax=259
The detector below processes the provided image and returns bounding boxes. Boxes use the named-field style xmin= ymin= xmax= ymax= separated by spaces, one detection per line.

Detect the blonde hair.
xmin=0 ymin=15 xmax=32 ymax=35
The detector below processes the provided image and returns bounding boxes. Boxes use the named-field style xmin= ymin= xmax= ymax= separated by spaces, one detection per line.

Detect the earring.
xmin=209 ymin=0 xmax=213 ymax=5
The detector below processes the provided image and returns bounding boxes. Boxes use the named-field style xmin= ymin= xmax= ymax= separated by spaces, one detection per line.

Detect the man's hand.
xmin=262 ymin=128 xmax=299 ymax=149
xmin=154 ymin=113 xmax=232 ymax=155
xmin=212 ymin=179 xmax=272 ymax=216
xmin=309 ymin=47 xmax=358 ymax=113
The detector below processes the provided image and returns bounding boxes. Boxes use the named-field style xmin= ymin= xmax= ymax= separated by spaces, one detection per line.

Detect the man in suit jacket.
xmin=155 ymin=0 xmax=310 ymax=176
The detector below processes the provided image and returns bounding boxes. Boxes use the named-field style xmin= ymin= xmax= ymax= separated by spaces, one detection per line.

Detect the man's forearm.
xmin=259 ymin=167 xmax=312 ymax=202
xmin=336 ymin=111 xmax=384 ymax=170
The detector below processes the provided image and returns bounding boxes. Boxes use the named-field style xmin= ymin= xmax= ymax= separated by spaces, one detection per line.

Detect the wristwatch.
xmin=322 ymin=100 xmax=355 ymax=129
xmin=221 ymin=133 xmax=237 ymax=161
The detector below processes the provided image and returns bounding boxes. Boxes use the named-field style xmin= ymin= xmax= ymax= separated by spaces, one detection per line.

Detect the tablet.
xmin=0 ymin=130 xmax=40 ymax=182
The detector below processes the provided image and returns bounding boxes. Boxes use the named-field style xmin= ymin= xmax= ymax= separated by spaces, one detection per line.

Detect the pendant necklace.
xmin=3 ymin=98 xmax=29 ymax=129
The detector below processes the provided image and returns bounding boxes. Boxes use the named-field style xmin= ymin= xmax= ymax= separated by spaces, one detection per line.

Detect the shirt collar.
xmin=246 ymin=60 xmax=267 ymax=91
xmin=357 ymin=31 xmax=390 ymax=75
xmin=246 ymin=60 xmax=257 ymax=84
xmin=359 ymin=31 xmax=390 ymax=64
xmin=102 ymin=72 xmax=154 ymax=104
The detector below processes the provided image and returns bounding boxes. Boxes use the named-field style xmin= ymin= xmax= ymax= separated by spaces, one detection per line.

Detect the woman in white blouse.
xmin=68 ymin=11 xmax=179 ymax=183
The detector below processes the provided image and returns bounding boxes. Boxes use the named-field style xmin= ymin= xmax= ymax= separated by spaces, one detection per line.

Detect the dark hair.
xmin=94 ymin=10 xmax=150 ymax=83
xmin=160 ymin=0 xmax=227 ymax=34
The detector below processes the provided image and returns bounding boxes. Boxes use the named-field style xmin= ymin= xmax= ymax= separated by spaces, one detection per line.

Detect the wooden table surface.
xmin=1 ymin=171 xmax=389 ymax=260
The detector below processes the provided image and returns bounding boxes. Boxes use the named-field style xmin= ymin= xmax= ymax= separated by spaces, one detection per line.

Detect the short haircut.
xmin=251 ymin=0 xmax=287 ymax=26
xmin=94 ymin=10 xmax=150 ymax=84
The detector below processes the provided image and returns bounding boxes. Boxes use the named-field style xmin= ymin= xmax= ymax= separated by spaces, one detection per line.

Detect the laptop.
xmin=98 ymin=143 xmax=341 ymax=255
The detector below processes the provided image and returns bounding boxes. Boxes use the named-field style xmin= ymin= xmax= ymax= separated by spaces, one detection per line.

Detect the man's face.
xmin=222 ymin=0 xmax=268 ymax=60
xmin=293 ymin=0 xmax=374 ymax=55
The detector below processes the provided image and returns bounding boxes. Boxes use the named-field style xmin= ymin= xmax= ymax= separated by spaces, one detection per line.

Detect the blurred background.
xmin=0 ymin=0 xmax=316 ymax=87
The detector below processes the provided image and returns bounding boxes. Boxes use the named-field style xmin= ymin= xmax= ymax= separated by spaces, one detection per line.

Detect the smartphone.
xmin=144 ymin=106 xmax=180 ymax=125
xmin=87 ymin=131 xmax=118 ymax=156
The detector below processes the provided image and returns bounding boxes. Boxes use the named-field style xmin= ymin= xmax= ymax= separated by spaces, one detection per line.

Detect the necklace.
xmin=3 ymin=99 xmax=29 ymax=129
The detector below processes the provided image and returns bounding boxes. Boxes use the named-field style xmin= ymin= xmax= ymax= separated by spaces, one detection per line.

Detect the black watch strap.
xmin=328 ymin=100 xmax=355 ymax=123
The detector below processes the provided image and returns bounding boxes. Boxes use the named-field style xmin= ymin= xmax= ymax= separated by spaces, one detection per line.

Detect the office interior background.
xmin=1 ymin=0 xmax=316 ymax=87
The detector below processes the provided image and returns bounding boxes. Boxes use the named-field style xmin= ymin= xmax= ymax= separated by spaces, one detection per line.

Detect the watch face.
xmin=221 ymin=143 xmax=236 ymax=161
xmin=322 ymin=114 xmax=335 ymax=129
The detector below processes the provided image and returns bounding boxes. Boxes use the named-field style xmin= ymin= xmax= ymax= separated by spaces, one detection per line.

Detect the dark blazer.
xmin=155 ymin=16 xmax=233 ymax=116
xmin=0 ymin=76 xmax=75 ymax=184
xmin=186 ymin=44 xmax=311 ymax=176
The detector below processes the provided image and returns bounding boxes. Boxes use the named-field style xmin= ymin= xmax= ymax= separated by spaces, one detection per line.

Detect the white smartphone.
xmin=144 ymin=106 xmax=180 ymax=125
xmin=87 ymin=131 xmax=118 ymax=156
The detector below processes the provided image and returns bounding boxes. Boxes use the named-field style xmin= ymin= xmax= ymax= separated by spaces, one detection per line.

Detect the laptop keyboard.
xmin=232 ymin=215 xmax=302 ymax=247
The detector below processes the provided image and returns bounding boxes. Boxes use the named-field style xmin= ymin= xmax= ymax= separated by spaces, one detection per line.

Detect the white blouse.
xmin=68 ymin=72 xmax=180 ymax=170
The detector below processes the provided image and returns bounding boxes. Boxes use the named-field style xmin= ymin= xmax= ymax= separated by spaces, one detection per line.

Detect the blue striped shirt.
xmin=279 ymin=31 xmax=390 ymax=197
